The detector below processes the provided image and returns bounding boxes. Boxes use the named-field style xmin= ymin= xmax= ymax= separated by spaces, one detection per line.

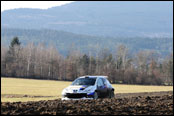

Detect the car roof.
xmin=78 ymin=75 xmax=108 ymax=79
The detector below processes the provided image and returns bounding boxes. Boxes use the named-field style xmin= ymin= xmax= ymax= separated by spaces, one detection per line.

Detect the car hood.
xmin=67 ymin=85 xmax=92 ymax=90
xmin=62 ymin=85 xmax=96 ymax=95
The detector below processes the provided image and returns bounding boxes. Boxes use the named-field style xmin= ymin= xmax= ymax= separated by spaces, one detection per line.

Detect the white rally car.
xmin=61 ymin=76 xmax=114 ymax=100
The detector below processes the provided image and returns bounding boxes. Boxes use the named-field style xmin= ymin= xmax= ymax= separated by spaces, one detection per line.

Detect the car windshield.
xmin=71 ymin=78 xmax=96 ymax=86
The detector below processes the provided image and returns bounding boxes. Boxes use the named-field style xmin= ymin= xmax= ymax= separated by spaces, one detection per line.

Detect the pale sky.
xmin=1 ymin=1 xmax=74 ymax=12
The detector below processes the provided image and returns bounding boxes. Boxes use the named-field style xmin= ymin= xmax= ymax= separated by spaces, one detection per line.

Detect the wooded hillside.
xmin=1 ymin=37 xmax=173 ymax=85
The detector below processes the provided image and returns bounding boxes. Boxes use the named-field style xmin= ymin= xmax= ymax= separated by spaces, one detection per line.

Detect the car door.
xmin=97 ymin=79 xmax=102 ymax=97
xmin=97 ymin=78 xmax=106 ymax=97
xmin=101 ymin=78 xmax=109 ymax=97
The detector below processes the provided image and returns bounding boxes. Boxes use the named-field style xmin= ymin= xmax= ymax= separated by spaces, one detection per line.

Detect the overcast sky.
xmin=1 ymin=1 xmax=74 ymax=12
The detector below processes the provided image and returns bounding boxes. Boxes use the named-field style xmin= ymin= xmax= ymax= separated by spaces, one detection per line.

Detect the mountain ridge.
xmin=1 ymin=1 xmax=173 ymax=38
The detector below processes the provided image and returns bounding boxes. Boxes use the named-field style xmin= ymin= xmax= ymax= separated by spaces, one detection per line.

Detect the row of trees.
xmin=1 ymin=37 xmax=173 ymax=85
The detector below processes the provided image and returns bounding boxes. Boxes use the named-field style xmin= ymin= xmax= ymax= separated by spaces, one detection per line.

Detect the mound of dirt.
xmin=1 ymin=94 xmax=55 ymax=98
xmin=1 ymin=91 xmax=173 ymax=115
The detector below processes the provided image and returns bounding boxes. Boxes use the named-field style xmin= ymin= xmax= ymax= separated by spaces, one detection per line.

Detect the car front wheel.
xmin=93 ymin=92 xmax=98 ymax=99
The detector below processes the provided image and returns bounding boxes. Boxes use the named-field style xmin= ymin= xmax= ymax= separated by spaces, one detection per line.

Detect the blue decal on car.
xmin=80 ymin=88 xmax=84 ymax=90
xmin=87 ymin=92 xmax=95 ymax=96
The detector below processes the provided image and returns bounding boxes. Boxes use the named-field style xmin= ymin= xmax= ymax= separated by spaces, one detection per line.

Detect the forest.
xmin=1 ymin=37 xmax=173 ymax=85
xmin=1 ymin=28 xmax=173 ymax=56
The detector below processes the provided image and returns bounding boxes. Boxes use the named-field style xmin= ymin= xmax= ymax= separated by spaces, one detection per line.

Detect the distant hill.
xmin=1 ymin=28 xmax=173 ymax=56
xmin=1 ymin=1 xmax=173 ymax=38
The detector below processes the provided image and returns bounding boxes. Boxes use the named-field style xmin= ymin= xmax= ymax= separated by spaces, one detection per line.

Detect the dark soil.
xmin=1 ymin=91 xmax=173 ymax=115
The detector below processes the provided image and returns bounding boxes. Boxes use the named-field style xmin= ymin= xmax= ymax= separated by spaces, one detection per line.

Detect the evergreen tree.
xmin=6 ymin=37 xmax=21 ymax=77
xmin=10 ymin=37 xmax=21 ymax=48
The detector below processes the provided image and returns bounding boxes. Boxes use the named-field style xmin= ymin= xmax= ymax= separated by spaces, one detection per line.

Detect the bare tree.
xmin=1 ymin=38 xmax=172 ymax=85
xmin=1 ymin=45 xmax=8 ymax=76
xmin=24 ymin=42 xmax=35 ymax=77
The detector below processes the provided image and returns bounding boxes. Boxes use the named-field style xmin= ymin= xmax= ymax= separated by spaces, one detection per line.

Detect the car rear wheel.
xmin=111 ymin=90 xmax=115 ymax=98
xmin=108 ymin=90 xmax=115 ymax=98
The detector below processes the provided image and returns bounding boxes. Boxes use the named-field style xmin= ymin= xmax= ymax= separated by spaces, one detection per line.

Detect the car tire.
xmin=93 ymin=92 xmax=98 ymax=99
xmin=108 ymin=91 xmax=111 ymax=98
xmin=108 ymin=90 xmax=115 ymax=98
xmin=111 ymin=90 xmax=115 ymax=98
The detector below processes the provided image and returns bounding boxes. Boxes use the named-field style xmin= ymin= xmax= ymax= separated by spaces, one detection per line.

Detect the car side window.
xmin=97 ymin=79 xmax=104 ymax=87
xmin=102 ymin=78 xmax=107 ymax=86
xmin=106 ymin=79 xmax=112 ymax=87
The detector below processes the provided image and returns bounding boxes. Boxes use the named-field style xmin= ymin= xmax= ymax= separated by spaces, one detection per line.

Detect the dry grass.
xmin=1 ymin=77 xmax=173 ymax=102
